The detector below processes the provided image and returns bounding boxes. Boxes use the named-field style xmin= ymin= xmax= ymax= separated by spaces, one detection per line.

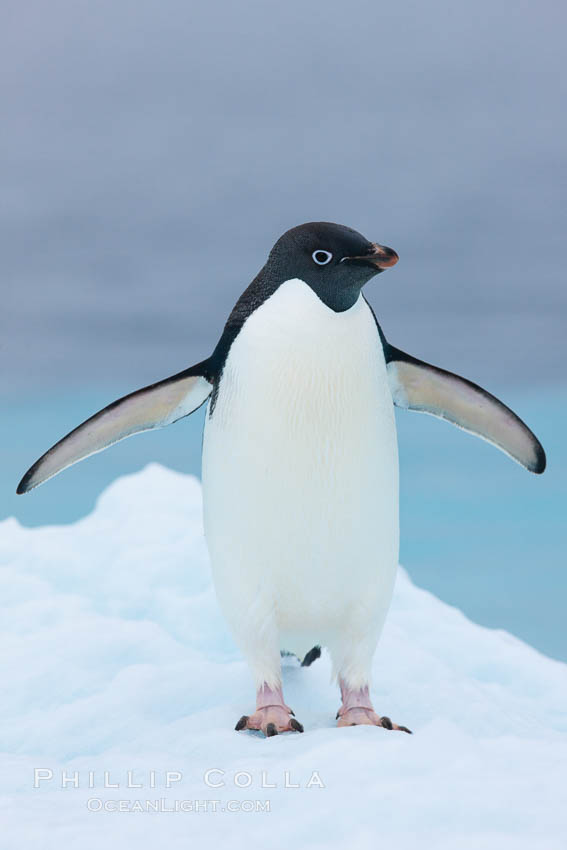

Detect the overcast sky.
xmin=2 ymin=0 xmax=565 ymax=394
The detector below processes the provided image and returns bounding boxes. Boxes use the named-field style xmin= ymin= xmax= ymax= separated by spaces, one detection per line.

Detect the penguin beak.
xmin=343 ymin=243 xmax=399 ymax=271
xmin=368 ymin=243 xmax=399 ymax=268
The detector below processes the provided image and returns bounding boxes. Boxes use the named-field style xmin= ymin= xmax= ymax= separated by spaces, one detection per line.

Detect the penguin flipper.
xmin=17 ymin=364 xmax=213 ymax=493
xmin=385 ymin=346 xmax=546 ymax=474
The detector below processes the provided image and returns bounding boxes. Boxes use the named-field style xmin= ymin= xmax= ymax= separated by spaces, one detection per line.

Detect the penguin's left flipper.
xmin=17 ymin=363 xmax=213 ymax=494
xmin=385 ymin=345 xmax=546 ymax=474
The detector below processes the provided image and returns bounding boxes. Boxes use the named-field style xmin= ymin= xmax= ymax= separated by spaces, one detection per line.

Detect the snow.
xmin=1 ymin=463 xmax=565 ymax=849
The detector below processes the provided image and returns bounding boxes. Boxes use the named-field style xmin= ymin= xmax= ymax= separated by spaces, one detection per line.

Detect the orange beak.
xmin=343 ymin=243 xmax=399 ymax=270
xmin=366 ymin=243 xmax=399 ymax=269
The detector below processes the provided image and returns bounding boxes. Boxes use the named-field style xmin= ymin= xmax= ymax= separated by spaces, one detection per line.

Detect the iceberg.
xmin=1 ymin=464 xmax=565 ymax=848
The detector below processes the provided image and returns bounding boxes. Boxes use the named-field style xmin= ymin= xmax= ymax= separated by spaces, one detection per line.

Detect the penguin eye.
xmin=312 ymin=250 xmax=333 ymax=266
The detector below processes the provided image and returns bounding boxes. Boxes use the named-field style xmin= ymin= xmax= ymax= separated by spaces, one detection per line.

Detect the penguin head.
xmin=267 ymin=222 xmax=398 ymax=312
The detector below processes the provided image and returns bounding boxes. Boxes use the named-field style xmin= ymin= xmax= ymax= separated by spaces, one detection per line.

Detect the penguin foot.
xmin=235 ymin=706 xmax=304 ymax=736
xmin=234 ymin=682 xmax=304 ymax=737
xmin=337 ymin=680 xmax=411 ymax=733
xmin=336 ymin=706 xmax=411 ymax=732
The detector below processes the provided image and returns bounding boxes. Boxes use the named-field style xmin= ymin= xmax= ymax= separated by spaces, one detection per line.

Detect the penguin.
xmin=17 ymin=222 xmax=546 ymax=737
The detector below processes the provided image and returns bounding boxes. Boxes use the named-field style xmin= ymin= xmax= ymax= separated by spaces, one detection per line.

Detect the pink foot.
xmin=235 ymin=684 xmax=304 ymax=737
xmin=337 ymin=681 xmax=411 ymax=733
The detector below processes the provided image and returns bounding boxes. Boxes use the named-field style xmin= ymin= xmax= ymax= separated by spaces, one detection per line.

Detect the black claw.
xmin=381 ymin=716 xmax=393 ymax=730
xmin=290 ymin=718 xmax=304 ymax=733
xmin=289 ymin=708 xmax=295 ymax=716
xmin=235 ymin=715 xmax=249 ymax=731
xmin=336 ymin=710 xmax=341 ymax=720
xmin=398 ymin=725 xmax=413 ymax=734
xmin=266 ymin=722 xmax=278 ymax=737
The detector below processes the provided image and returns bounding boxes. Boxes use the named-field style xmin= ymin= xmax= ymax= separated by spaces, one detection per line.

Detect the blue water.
xmin=2 ymin=385 xmax=565 ymax=660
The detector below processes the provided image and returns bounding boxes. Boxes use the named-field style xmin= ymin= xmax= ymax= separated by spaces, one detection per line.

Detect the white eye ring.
xmin=312 ymin=250 xmax=333 ymax=266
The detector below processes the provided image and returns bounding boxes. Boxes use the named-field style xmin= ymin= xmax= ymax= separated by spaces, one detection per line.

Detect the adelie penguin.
xmin=18 ymin=222 xmax=546 ymax=737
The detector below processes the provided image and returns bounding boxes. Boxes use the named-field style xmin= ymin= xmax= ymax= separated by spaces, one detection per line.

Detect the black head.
xmin=265 ymin=222 xmax=398 ymax=312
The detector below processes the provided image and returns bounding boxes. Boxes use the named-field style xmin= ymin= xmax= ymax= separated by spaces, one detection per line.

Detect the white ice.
xmin=1 ymin=464 xmax=565 ymax=848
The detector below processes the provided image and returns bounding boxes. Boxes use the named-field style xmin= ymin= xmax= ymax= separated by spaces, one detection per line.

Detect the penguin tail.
xmin=301 ymin=646 xmax=322 ymax=667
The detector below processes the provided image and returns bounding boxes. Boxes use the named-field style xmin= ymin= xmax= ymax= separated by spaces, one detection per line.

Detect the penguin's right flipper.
xmin=17 ymin=364 xmax=213 ymax=494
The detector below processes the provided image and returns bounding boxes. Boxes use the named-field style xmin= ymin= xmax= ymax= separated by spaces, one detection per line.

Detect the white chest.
xmin=205 ymin=279 xmax=394 ymax=448
xmin=201 ymin=280 xmax=399 ymax=637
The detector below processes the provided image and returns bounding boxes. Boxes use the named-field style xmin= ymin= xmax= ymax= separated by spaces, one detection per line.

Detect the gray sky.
xmin=2 ymin=0 xmax=565 ymax=393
